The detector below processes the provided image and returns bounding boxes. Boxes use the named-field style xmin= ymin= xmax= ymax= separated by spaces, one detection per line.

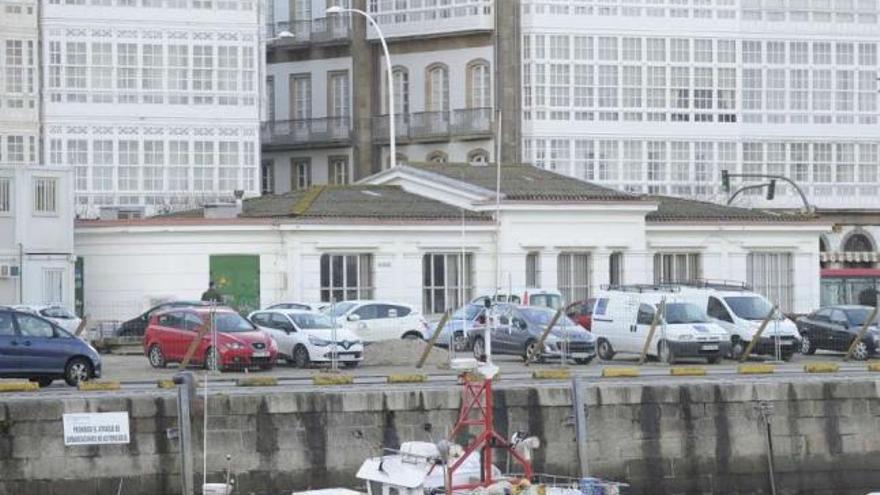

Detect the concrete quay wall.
xmin=2 ymin=377 xmax=880 ymax=494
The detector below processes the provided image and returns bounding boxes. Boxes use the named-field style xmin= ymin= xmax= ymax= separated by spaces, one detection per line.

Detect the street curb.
xmin=78 ymin=381 xmax=121 ymax=391
xmin=236 ymin=377 xmax=279 ymax=387
xmin=804 ymin=362 xmax=840 ymax=373
xmin=670 ymin=366 xmax=707 ymax=376
xmin=532 ymin=369 xmax=571 ymax=380
xmin=601 ymin=367 xmax=640 ymax=378
xmin=738 ymin=364 xmax=776 ymax=374
xmin=387 ymin=374 xmax=427 ymax=384
xmin=0 ymin=381 xmax=39 ymax=393
xmin=312 ymin=374 xmax=354 ymax=386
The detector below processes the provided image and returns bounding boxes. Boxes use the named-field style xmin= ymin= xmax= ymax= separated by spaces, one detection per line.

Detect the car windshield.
xmin=326 ymin=302 xmax=357 ymax=317
xmin=213 ymin=312 xmax=256 ymax=333
xmin=41 ymin=307 xmax=76 ymax=319
xmin=529 ymin=294 xmax=563 ymax=309
xmin=519 ymin=308 xmax=579 ymax=328
xmin=663 ymin=303 xmax=710 ymax=324
xmin=724 ymin=296 xmax=779 ymax=320
xmin=289 ymin=313 xmax=336 ymax=330
xmin=846 ymin=308 xmax=880 ymax=326
xmin=452 ymin=304 xmax=484 ymax=321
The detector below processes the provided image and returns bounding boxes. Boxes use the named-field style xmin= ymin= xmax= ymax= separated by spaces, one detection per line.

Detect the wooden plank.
xmin=638 ymin=298 xmax=666 ymax=365
xmin=416 ymin=310 xmax=450 ymax=369
xmin=525 ymin=308 xmax=563 ymax=366
xmin=738 ymin=305 xmax=778 ymax=362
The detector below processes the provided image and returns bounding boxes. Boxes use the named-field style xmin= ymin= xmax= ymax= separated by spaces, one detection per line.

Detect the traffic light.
xmin=766 ymin=179 xmax=776 ymax=200
xmin=721 ymin=169 xmax=730 ymax=193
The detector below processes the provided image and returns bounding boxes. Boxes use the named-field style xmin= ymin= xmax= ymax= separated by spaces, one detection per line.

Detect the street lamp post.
xmin=327 ymin=5 xmax=396 ymax=169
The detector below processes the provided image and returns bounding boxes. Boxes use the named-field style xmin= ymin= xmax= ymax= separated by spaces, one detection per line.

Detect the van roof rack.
xmin=678 ymin=279 xmax=752 ymax=291
xmin=601 ymin=284 xmax=681 ymax=293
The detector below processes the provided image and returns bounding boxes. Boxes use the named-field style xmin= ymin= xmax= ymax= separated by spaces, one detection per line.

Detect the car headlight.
xmin=224 ymin=342 xmax=245 ymax=350
xmin=678 ymin=334 xmax=694 ymax=341
xmin=352 ymin=340 xmax=362 ymax=347
xmin=309 ymin=335 xmax=332 ymax=346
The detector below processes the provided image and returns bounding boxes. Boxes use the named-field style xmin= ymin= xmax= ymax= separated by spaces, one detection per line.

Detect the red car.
xmin=144 ymin=307 xmax=278 ymax=371
xmin=565 ymin=298 xmax=596 ymax=331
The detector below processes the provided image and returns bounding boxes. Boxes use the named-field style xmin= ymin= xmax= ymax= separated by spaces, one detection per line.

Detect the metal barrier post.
xmin=844 ymin=305 xmax=879 ymax=361
xmin=526 ymin=308 xmax=563 ymax=366
xmin=173 ymin=371 xmax=196 ymax=495
xmin=638 ymin=298 xmax=666 ymax=365
xmin=738 ymin=305 xmax=778 ymax=363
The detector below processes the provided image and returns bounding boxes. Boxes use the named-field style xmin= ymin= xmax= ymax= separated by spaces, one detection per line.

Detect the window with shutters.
xmin=320 ymin=253 xmax=374 ymax=303
xmin=653 ymin=253 xmax=701 ymax=284
xmin=557 ymin=252 xmax=591 ymax=303
xmin=747 ymin=252 xmax=794 ymax=312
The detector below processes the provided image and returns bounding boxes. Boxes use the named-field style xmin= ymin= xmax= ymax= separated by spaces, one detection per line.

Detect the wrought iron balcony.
xmin=371 ymin=114 xmax=411 ymax=143
xmin=410 ymin=111 xmax=451 ymax=140
xmin=451 ymin=107 xmax=493 ymax=138
xmin=261 ymin=117 xmax=352 ymax=149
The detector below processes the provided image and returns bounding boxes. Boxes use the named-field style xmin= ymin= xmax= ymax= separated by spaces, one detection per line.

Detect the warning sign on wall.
xmin=63 ymin=412 xmax=130 ymax=446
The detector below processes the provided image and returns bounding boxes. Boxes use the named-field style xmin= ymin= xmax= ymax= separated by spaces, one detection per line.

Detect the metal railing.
xmin=410 ymin=111 xmax=450 ymax=139
xmin=261 ymin=117 xmax=352 ymax=147
xmin=451 ymin=107 xmax=493 ymax=136
xmin=371 ymin=114 xmax=411 ymax=143
xmin=372 ymin=108 xmax=494 ymax=142
xmin=266 ymin=15 xmax=351 ymax=45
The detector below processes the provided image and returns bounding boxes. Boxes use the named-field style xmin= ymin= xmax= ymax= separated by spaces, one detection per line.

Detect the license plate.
xmin=702 ymin=344 xmax=719 ymax=351
xmin=572 ymin=353 xmax=591 ymax=358
xmin=252 ymin=351 xmax=270 ymax=358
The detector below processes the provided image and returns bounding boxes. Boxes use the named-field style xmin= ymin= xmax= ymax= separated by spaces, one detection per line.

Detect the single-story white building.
xmin=74 ymin=163 xmax=830 ymax=324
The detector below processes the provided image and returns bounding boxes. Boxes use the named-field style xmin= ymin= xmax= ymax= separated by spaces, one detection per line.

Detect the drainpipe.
xmin=18 ymin=243 xmax=24 ymax=304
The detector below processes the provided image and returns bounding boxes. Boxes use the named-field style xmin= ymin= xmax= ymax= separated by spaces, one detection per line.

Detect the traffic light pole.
xmin=721 ymin=171 xmax=813 ymax=213
xmin=727 ymin=182 xmax=773 ymax=205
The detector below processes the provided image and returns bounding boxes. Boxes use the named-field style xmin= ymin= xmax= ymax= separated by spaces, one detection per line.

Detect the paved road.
xmin=2 ymin=349 xmax=876 ymax=398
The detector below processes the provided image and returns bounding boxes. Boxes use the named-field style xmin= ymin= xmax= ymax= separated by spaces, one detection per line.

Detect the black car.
xmin=796 ymin=305 xmax=880 ymax=360
xmin=117 ymin=300 xmax=209 ymax=337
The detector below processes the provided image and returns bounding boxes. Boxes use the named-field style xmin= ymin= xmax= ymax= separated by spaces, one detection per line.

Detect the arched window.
xmin=842 ymin=230 xmax=875 ymax=268
xmin=426 ymin=63 xmax=449 ymax=112
xmin=390 ymin=66 xmax=409 ymax=115
xmin=844 ymin=232 xmax=874 ymax=252
xmin=427 ymin=150 xmax=448 ymax=163
xmin=468 ymin=149 xmax=489 ymax=165
xmin=384 ymin=152 xmax=408 ymax=169
xmin=466 ymin=59 xmax=491 ymax=108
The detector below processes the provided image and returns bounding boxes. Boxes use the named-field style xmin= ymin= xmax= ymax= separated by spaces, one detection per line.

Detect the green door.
xmin=209 ymin=255 xmax=260 ymax=314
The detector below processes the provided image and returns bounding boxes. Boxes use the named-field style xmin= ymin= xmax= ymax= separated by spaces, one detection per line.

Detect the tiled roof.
xmin=242 ymin=185 xmax=492 ymax=221
xmin=403 ymin=162 xmax=639 ymax=202
xmin=647 ymin=195 xmax=818 ymax=223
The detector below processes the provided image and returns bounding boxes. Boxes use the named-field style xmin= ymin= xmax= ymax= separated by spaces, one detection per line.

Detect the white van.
xmin=471 ymin=288 xmax=564 ymax=310
xmin=677 ymin=283 xmax=801 ymax=360
xmin=591 ymin=287 xmax=730 ymax=364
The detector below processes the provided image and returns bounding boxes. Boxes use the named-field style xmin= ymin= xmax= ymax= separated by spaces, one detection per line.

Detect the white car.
xmin=325 ymin=300 xmax=429 ymax=343
xmin=265 ymin=301 xmax=328 ymax=312
xmin=249 ymin=309 xmax=363 ymax=368
xmin=13 ymin=305 xmax=83 ymax=334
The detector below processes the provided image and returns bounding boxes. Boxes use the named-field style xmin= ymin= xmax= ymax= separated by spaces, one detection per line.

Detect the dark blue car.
xmin=0 ymin=309 xmax=102 ymax=387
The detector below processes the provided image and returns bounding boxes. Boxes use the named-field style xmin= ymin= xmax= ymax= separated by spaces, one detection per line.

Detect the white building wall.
xmin=0 ymin=0 xmax=40 ymax=168
xmin=0 ymin=166 xmax=75 ymax=308
xmin=41 ymin=0 xmax=262 ymax=217
xmin=521 ymin=0 xmax=880 ymax=210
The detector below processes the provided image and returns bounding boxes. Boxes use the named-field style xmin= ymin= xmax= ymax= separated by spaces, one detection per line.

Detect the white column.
xmin=593 ymin=248 xmax=611 ymax=294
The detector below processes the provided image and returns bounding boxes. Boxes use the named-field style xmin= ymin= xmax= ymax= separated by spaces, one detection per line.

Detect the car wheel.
xmin=292 ymin=345 xmax=310 ymax=368
xmin=64 ymin=357 xmax=92 ymax=387
xmin=148 ymin=344 xmax=166 ymax=368
xmin=402 ymin=332 xmax=421 ymax=341
xmin=204 ymin=347 xmax=220 ymax=372
xmin=658 ymin=340 xmax=676 ymax=365
xmin=523 ymin=340 xmax=543 ymax=363
xmin=574 ymin=358 xmax=593 ymax=365
xmin=729 ymin=339 xmax=746 ymax=360
xmin=800 ymin=335 xmax=816 ymax=355
xmin=342 ymin=361 xmax=360 ymax=369
xmin=597 ymin=339 xmax=615 ymax=361
xmin=29 ymin=377 xmax=53 ymax=388
xmin=472 ymin=337 xmax=485 ymax=360
xmin=851 ymin=341 xmax=870 ymax=361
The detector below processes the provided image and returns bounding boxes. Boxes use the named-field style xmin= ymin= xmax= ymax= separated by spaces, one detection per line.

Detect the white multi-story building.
xmin=41 ymin=0 xmax=262 ymax=217
xmin=1 ymin=0 xmax=40 ymax=169
xmin=519 ymin=0 xmax=880 ymax=210
xmin=0 ymin=166 xmax=75 ymax=307
xmin=261 ymin=0 xmax=502 ymax=193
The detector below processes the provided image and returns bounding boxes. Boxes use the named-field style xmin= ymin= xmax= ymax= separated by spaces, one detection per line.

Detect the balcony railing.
xmin=261 ymin=117 xmax=352 ymax=148
xmin=266 ymin=15 xmax=350 ymax=46
xmin=372 ymin=108 xmax=493 ymax=143
xmin=451 ymin=108 xmax=493 ymax=137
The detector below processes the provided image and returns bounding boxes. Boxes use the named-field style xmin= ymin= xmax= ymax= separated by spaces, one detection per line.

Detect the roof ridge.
xmin=290 ymin=185 xmax=326 ymax=216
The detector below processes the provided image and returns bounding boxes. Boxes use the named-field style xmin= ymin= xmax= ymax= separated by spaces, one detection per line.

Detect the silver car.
xmin=468 ymin=304 xmax=596 ymax=364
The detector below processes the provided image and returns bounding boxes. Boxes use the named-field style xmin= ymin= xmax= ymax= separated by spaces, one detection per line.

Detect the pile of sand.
xmin=363 ymin=339 xmax=452 ymax=367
